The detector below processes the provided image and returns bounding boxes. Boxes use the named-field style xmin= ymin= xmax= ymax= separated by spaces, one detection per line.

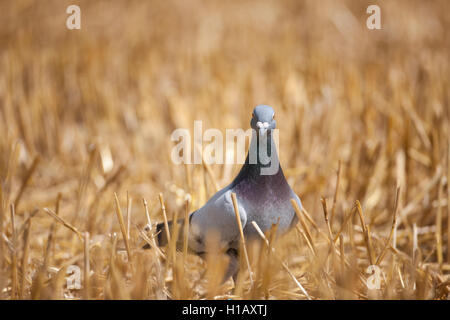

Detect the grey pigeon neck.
xmin=231 ymin=131 xmax=285 ymax=186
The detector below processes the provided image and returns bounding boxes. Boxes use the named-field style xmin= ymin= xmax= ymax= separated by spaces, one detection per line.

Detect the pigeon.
xmin=155 ymin=105 xmax=302 ymax=279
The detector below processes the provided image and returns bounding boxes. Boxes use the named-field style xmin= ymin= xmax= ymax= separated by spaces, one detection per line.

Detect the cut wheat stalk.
xmin=108 ymin=232 xmax=129 ymax=299
xmin=446 ymin=138 xmax=450 ymax=264
xmin=400 ymin=166 xmax=442 ymax=218
xmin=158 ymin=193 xmax=171 ymax=243
xmin=168 ymin=207 xmax=184 ymax=299
xmin=412 ymin=223 xmax=418 ymax=266
xmin=127 ymin=192 xmax=133 ymax=241
xmin=300 ymin=207 xmax=319 ymax=231
xmin=143 ymin=198 xmax=152 ymax=227
xmin=87 ymin=165 xmax=125 ymax=220
xmin=376 ymin=186 xmax=400 ymax=265
xmin=31 ymin=217 xmax=56 ymax=300
xmin=113 ymin=193 xmax=132 ymax=263
xmin=43 ymin=208 xmax=83 ymax=240
xmin=4 ymin=142 xmax=21 ymax=197
xmin=231 ymin=192 xmax=253 ymax=285
xmin=168 ymin=205 xmax=180 ymax=265
xmin=9 ymin=203 xmax=18 ymax=299
xmin=333 ymin=206 xmax=356 ymax=244
xmin=184 ymin=164 xmax=192 ymax=194
xmin=321 ymin=198 xmax=334 ymax=245
xmin=300 ymin=206 xmax=330 ymax=244
xmin=14 ymin=155 xmax=40 ymax=211
xmin=366 ymin=225 xmax=375 ymax=265
xmin=330 ymin=160 xmax=341 ymax=225
xmin=20 ymin=218 xmax=32 ymax=299
xmin=84 ymin=232 xmax=90 ymax=299
xmin=0 ymin=184 xmax=3 ymax=271
xmin=436 ymin=178 xmax=444 ymax=266
xmin=142 ymin=198 xmax=165 ymax=258
xmin=291 ymin=199 xmax=315 ymax=253
xmin=183 ymin=198 xmax=190 ymax=259
xmin=295 ymin=225 xmax=316 ymax=256
xmin=18 ymin=208 xmax=39 ymax=238
xmin=356 ymin=200 xmax=375 ymax=265
xmin=339 ymin=234 xmax=345 ymax=275
xmin=251 ymin=221 xmax=312 ymax=300
xmin=195 ymin=142 xmax=220 ymax=192
xmin=137 ymin=224 xmax=165 ymax=259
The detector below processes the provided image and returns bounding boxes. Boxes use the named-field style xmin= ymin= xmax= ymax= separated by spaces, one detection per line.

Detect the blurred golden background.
xmin=0 ymin=0 xmax=449 ymax=299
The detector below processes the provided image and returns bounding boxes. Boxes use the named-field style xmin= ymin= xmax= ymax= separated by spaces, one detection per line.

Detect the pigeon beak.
xmin=259 ymin=127 xmax=268 ymax=136
xmin=256 ymin=121 xmax=269 ymax=136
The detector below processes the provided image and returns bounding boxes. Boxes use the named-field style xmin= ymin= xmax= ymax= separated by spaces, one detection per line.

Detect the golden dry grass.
xmin=0 ymin=0 xmax=449 ymax=299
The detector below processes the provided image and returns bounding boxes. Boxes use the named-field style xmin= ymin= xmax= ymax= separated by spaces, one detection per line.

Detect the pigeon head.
xmin=250 ymin=105 xmax=276 ymax=136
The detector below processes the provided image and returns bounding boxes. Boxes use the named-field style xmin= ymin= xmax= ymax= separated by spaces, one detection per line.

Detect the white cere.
xmin=256 ymin=121 xmax=270 ymax=128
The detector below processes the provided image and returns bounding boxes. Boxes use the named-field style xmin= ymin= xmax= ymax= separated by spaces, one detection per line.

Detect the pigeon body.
xmin=156 ymin=105 xmax=302 ymax=278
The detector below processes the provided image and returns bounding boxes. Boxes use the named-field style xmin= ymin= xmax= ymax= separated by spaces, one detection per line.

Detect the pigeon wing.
xmin=189 ymin=189 xmax=247 ymax=253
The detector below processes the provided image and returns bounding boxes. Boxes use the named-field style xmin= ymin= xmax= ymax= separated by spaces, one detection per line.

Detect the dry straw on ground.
xmin=0 ymin=0 xmax=449 ymax=299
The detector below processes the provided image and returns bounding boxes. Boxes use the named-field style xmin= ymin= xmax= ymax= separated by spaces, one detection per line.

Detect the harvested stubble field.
xmin=0 ymin=0 xmax=449 ymax=300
